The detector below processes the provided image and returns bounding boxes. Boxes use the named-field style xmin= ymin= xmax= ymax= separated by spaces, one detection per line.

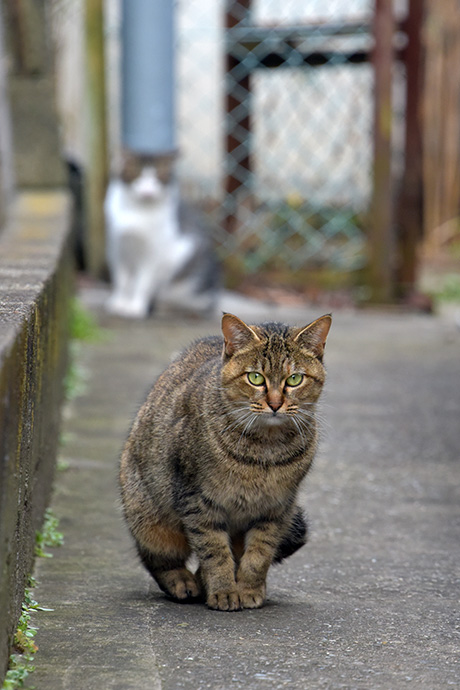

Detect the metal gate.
xmin=177 ymin=0 xmax=374 ymax=292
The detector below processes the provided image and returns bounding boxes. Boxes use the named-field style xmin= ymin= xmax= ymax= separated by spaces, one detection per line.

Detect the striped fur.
xmin=120 ymin=313 xmax=331 ymax=610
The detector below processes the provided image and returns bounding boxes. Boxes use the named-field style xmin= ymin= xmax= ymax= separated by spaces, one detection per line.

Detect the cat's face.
xmin=121 ymin=153 xmax=172 ymax=184
xmin=221 ymin=314 xmax=331 ymax=435
xmin=120 ymin=153 xmax=172 ymax=201
xmin=130 ymin=167 xmax=162 ymax=201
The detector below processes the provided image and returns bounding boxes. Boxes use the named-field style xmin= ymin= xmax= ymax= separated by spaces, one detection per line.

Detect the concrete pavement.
xmin=27 ymin=288 xmax=460 ymax=689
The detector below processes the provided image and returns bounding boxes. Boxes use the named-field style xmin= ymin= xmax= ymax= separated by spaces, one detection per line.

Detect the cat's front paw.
xmin=207 ymin=588 xmax=241 ymax=612
xmin=237 ymin=583 xmax=266 ymax=609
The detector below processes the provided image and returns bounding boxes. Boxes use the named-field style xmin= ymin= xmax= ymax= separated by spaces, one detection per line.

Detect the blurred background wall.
xmin=5 ymin=0 xmax=458 ymax=305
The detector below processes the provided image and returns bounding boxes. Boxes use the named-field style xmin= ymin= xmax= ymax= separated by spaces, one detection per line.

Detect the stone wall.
xmin=0 ymin=191 xmax=73 ymax=681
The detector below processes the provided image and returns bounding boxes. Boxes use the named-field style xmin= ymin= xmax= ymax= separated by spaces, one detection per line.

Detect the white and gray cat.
xmin=105 ymin=156 xmax=217 ymax=318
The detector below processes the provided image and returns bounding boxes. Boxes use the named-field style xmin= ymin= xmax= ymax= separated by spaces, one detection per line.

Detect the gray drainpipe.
xmin=121 ymin=0 xmax=175 ymax=155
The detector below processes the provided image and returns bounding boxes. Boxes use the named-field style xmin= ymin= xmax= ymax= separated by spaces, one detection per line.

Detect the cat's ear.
xmin=293 ymin=314 xmax=332 ymax=360
xmin=221 ymin=313 xmax=261 ymax=357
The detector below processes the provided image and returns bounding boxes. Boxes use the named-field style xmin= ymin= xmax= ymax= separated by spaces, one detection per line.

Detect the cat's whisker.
xmin=223 ymin=417 xmax=250 ymax=433
xmin=236 ymin=413 xmax=259 ymax=452
xmin=289 ymin=415 xmax=307 ymax=447
xmin=298 ymin=407 xmax=331 ymax=432
xmin=227 ymin=407 xmax=254 ymax=421
xmin=217 ymin=403 xmax=252 ymax=419
xmin=297 ymin=406 xmax=318 ymax=419
xmin=296 ymin=410 xmax=331 ymax=441
xmin=289 ymin=410 xmax=317 ymax=439
xmin=296 ymin=423 xmax=316 ymax=444
xmin=223 ymin=409 xmax=255 ymax=434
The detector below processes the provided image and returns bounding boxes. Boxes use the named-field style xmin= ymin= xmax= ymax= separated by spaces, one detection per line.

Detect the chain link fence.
xmin=176 ymin=0 xmax=377 ymax=291
xmin=50 ymin=0 xmax=412 ymax=296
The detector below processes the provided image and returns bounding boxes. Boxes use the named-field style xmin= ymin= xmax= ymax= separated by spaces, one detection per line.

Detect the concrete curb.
xmin=0 ymin=191 xmax=73 ymax=682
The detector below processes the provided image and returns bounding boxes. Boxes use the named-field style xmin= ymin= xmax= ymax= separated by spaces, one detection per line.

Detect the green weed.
xmin=2 ymin=591 xmax=53 ymax=689
xmin=63 ymin=352 xmax=87 ymax=401
xmin=64 ymin=299 xmax=106 ymax=402
xmin=433 ymin=274 xmax=460 ymax=303
xmin=35 ymin=509 xmax=64 ymax=558
xmin=2 ymin=515 xmax=61 ymax=689
xmin=56 ymin=458 xmax=70 ymax=472
xmin=2 ymin=655 xmax=34 ymax=690
xmin=69 ymin=298 xmax=102 ymax=342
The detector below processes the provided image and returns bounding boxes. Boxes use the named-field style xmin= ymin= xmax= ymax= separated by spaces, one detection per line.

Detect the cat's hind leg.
xmin=273 ymin=507 xmax=308 ymax=563
xmin=134 ymin=525 xmax=202 ymax=602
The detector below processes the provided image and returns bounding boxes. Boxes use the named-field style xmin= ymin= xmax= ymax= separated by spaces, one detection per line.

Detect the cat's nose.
xmin=268 ymin=399 xmax=283 ymax=412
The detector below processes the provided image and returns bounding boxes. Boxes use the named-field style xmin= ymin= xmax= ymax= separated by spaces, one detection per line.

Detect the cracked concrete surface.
xmin=28 ymin=289 xmax=460 ymax=689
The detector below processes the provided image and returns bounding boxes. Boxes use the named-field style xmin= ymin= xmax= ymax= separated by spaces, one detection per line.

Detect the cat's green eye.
xmin=285 ymin=373 xmax=303 ymax=387
xmin=247 ymin=372 xmax=265 ymax=386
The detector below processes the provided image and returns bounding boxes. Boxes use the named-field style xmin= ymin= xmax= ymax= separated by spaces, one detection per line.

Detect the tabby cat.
xmin=120 ymin=312 xmax=331 ymax=611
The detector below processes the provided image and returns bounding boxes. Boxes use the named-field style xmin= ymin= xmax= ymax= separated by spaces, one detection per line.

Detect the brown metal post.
xmin=368 ymin=0 xmax=395 ymax=302
xmin=224 ymin=0 xmax=252 ymax=234
xmin=396 ymin=0 xmax=424 ymax=297
xmin=84 ymin=0 xmax=108 ymax=277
